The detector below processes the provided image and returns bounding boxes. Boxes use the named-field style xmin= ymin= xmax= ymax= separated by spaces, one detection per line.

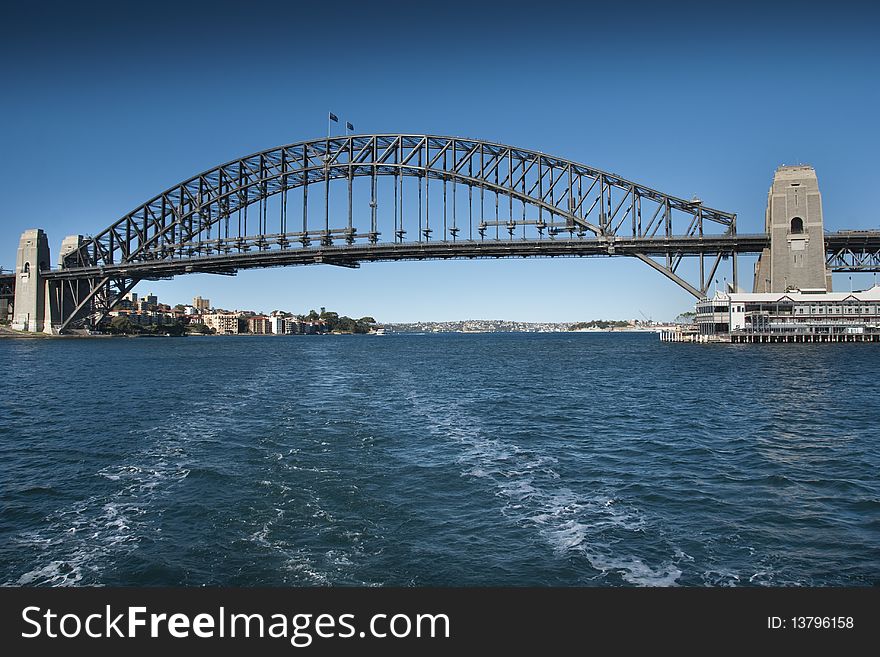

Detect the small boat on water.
xmin=374 ymin=327 xmax=386 ymax=335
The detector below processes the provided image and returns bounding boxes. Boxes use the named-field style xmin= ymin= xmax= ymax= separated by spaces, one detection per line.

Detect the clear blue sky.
xmin=2 ymin=1 xmax=878 ymax=321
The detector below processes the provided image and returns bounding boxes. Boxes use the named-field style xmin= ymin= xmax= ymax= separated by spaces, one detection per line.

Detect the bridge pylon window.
xmin=790 ymin=217 xmax=804 ymax=234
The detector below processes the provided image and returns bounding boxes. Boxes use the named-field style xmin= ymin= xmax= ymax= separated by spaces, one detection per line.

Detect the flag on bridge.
xmin=328 ymin=112 xmax=339 ymax=123
xmin=346 ymin=122 xmax=354 ymax=131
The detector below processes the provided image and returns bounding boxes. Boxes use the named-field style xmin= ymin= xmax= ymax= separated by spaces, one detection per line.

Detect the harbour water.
xmin=0 ymin=333 xmax=877 ymax=586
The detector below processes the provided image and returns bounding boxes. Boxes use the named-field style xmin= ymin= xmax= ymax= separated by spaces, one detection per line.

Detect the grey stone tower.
xmin=753 ymin=165 xmax=831 ymax=292
xmin=11 ymin=229 xmax=51 ymax=332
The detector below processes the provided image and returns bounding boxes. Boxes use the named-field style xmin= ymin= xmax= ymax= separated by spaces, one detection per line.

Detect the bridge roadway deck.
xmin=0 ymin=230 xmax=871 ymax=282
xmin=44 ymin=235 xmax=772 ymax=280
xmin=825 ymin=231 xmax=880 ymax=250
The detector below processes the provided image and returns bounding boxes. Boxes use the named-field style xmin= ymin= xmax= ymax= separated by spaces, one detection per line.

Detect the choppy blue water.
xmin=0 ymin=333 xmax=877 ymax=587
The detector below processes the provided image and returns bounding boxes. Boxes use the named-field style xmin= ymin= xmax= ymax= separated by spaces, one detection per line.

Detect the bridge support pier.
xmin=46 ymin=235 xmax=91 ymax=333
xmin=11 ymin=229 xmax=52 ymax=333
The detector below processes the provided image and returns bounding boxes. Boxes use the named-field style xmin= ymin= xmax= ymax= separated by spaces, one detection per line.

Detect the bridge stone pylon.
xmin=11 ymin=229 xmax=51 ymax=332
xmin=753 ymin=165 xmax=832 ymax=293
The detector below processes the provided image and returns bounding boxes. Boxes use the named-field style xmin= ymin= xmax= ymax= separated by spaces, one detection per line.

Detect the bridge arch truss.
xmin=53 ymin=135 xmax=742 ymax=330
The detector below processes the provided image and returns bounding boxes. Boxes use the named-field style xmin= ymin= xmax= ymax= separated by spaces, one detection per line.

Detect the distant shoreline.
xmin=0 ymin=329 xmax=380 ymax=339
xmin=0 ymin=326 xmax=671 ymax=339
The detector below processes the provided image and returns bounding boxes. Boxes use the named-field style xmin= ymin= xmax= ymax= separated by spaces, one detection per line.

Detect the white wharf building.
xmin=695 ymin=286 xmax=880 ymax=342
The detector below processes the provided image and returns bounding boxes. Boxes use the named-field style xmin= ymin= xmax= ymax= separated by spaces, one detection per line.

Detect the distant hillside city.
xmin=387 ymin=319 xmax=669 ymax=333
xmin=103 ymin=292 xmax=684 ymax=336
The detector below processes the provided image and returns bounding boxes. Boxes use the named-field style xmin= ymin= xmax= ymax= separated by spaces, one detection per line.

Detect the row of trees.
xmin=310 ymin=308 xmax=376 ymax=334
xmin=570 ymin=320 xmax=630 ymax=330
xmin=107 ymin=316 xmax=187 ymax=336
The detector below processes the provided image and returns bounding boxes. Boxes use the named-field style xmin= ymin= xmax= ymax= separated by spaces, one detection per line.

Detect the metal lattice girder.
xmin=827 ymin=249 xmax=880 ymax=270
xmin=825 ymin=231 xmax=880 ymax=271
xmin=0 ymin=273 xmax=14 ymax=299
xmin=53 ymin=275 xmax=139 ymax=332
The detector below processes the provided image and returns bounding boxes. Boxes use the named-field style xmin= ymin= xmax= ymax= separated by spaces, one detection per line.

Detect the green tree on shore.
xmin=109 ymin=316 xmax=134 ymax=334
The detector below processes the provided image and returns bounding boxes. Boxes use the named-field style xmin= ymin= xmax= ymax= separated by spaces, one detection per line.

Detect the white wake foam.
xmin=10 ymin=422 xmax=192 ymax=587
xmin=407 ymin=392 xmax=684 ymax=586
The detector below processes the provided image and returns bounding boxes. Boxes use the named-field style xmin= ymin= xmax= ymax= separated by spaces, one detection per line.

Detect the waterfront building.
xmin=193 ymin=296 xmax=211 ymax=312
xmin=269 ymin=314 xmax=287 ymax=334
xmin=694 ymin=285 xmax=880 ymax=342
xmin=285 ymin=317 xmax=302 ymax=334
xmin=268 ymin=312 xmax=305 ymax=335
xmin=202 ymin=312 xmax=240 ymax=335
xmin=248 ymin=315 xmax=272 ymax=334
xmin=304 ymin=321 xmax=325 ymax=334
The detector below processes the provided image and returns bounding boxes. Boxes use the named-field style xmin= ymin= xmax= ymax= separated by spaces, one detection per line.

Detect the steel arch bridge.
xmin=47 ymin=134 xmax=758 ymax=331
